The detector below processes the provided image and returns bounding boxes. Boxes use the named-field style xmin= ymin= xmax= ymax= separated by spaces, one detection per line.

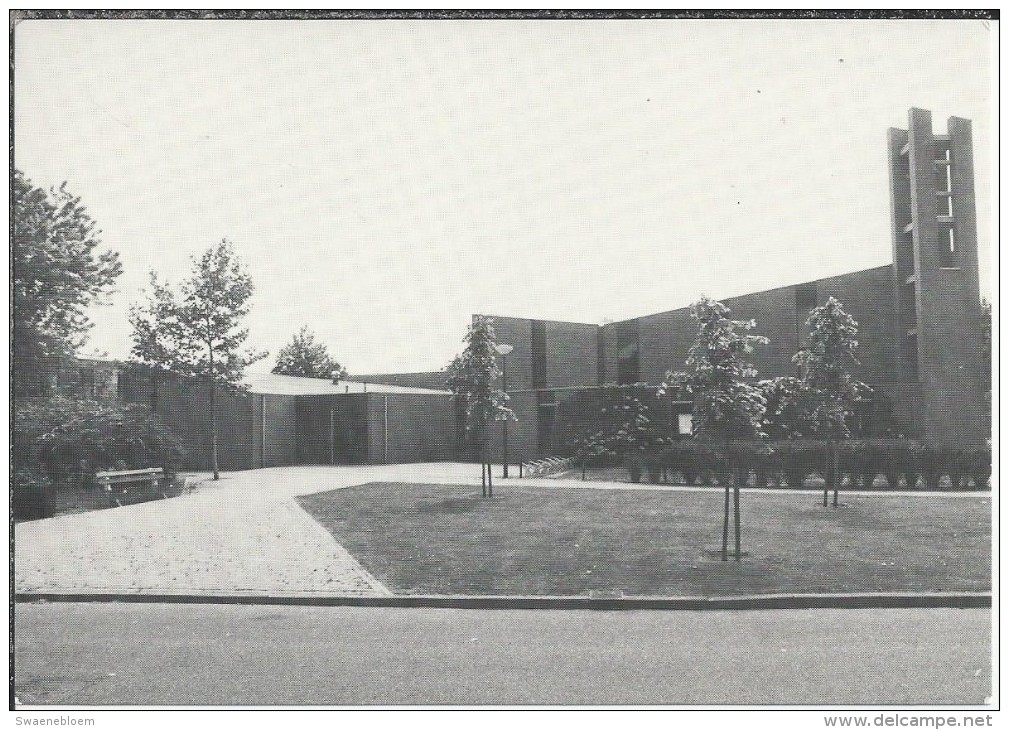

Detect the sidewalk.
xmin=14 ymin=464 xmax=458 ymax=596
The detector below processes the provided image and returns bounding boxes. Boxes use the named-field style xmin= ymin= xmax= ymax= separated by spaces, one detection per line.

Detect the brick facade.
xmin=483 ymin=109 xmax=987 ymax=453
xmin=52 ymin=109 xmax=986 ymax=470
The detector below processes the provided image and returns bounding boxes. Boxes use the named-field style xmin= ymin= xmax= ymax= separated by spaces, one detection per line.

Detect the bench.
xmin=95 ymin=468 xmax=166 ymax=507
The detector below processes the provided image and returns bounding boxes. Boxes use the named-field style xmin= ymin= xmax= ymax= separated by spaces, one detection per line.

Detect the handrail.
xmin=520 ymin=456 xmax=574 ymax=477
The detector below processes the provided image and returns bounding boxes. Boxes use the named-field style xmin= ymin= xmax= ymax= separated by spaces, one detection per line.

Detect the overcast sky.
xmin=14 ymin=19 xmax=994 ymax=375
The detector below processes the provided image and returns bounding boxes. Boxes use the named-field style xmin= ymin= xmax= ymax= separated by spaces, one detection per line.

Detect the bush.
xmin=14 ymin=397 xmax=187 ymax=487
xmin=565 ymin=385 xmax=671 ymax=477
xmin=13 ymin=468 xmax=55 ymax=521
xmin=963 ymin=446 xmax=992 ymax=490
xmin=769 ymin=440 xmax=827 ymax=489
xmin=617 ymin=438 xmax=990 ymax=492
xmin=654 ymin=441 xmax=719 ymax=485
xmin=839 ymin=438 xmax=902 ymax=488
xmin=855 ymin=439 xmax=915 ymax=489
xmin=918 ymin=445 xmax=952 ymax=491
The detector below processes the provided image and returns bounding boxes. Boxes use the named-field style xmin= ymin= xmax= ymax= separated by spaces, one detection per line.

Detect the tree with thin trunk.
xmin=661 ymin=297 xmax=768 ymax=561
xmin=793 ymin=297 xmax=866 ymax=507
xmin=13 ymin=169 xmax=122 ymax=396
xmin=273 ymin=325 xmax=347 ymax=380
xmin=129 ymin=239 xmax=267 ymax=480
xmin=446 ymin=316 xmax=514 ymax=497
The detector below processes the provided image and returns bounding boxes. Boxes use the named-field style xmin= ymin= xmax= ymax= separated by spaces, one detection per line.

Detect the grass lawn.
xmin=296 ymin=482 xmax=991 ymax=598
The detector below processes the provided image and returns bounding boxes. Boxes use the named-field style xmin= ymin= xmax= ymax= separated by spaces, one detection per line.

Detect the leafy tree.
xmin=758 ymin=376 xmax=810 ymax=440
xmin=14 ymin=397 xmax=186 ymax=485
xmin=273 ymin=326 xmax=347 ymax=379
xmin=445 ymin=315 xmax=514 ymax=496
xmin=793 ymin=296 xmax=867 ymax=507
xmin=14 ymin=396 xmax=186 ymax=520
xmin=568 ymin=384 xmax=669 ymax=479
xmin=13 ymin=170 xmax=122 ymax=396
xmin=129 ymin=239 xmax=267 ymax=480
xmin=661 ymin=296 xmax=768 ymax=560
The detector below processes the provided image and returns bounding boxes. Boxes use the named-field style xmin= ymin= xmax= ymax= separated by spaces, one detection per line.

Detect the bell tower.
xmin=886 ymin=108 xmax=987 ymax=446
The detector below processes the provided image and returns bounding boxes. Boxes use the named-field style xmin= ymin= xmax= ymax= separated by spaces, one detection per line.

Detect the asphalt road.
xmin=14 ymin=603 xmax=991 ymax=707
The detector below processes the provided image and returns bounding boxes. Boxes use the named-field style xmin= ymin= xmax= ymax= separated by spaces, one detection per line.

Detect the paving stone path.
xmin=14 ymin=464 xmax=484 ymax=596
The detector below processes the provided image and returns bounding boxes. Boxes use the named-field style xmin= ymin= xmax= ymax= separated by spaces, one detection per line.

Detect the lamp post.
xmin=495 ymin=343 xmax=514 ymax=477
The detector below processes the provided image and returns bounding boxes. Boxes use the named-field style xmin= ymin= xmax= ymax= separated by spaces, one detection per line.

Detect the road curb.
xmin=14 ymin=591 xmax=992 ymax=611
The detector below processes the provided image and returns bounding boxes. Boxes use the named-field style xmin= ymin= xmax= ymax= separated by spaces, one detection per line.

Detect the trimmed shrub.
xmin=918 ymin=445 xmax=950 ymax=491
xmin=607 ymin=438 xmax=988 ymax=492
xmin=945 ymin=451 xmax=968 ymax=491
xmin=965 ymin=446 xmax=992 ymax=490
xmin=868 ymin=439 xmax=917 ymax=489
xmin=654 ymin=441 xmax=719 ymax=485
xmin=771 ymin=440 xmax=827 ymax=489
xmin=627 ymin=454 xmax=644 ymax=483
xmin=840 ymin=438 xmax=897 ymax=488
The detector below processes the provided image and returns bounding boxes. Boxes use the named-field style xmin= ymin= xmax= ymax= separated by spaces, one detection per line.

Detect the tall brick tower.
xmin=886 ymin=108 xmax=987 ymax=446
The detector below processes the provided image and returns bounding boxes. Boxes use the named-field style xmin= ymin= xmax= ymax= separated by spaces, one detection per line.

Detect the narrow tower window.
xmin=939 ymin=227 xmax=957 ymax=269
xmin=934 ymin=148 xmax=952 ymax=194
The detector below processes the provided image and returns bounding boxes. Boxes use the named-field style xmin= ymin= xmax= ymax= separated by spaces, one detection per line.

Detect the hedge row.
xmin=608 ymin=439 xmax=991 ymax=491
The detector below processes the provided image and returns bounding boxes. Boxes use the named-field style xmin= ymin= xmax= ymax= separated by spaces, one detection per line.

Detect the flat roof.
xmin=244 ymin=372 xmax=450 ymax=396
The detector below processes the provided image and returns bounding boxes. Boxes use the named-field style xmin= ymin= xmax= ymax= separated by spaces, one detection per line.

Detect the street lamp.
xmin=495 ymin=343 xmax=514 ymax=477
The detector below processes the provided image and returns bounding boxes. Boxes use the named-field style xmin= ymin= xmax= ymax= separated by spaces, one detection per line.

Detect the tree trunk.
xmin=733 ymin=479 xmax=741 ymax=562
xmin=210 ymin=379 xmax=219 ymax=480
xmin=721 ymin=483 xmax=730 ymax=562
xmin=485 ymin=431 xmax=493 ymax=498
xmin=824 ymin=440 xmax=839 ymax=508
xmin=823 ymin=445 xmax=830 ymax=507
xmin=832 ymin=441 xmax=840 ymax=507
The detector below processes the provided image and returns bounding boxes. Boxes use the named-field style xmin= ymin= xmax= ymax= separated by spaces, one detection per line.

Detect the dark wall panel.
xmin=817 ymin=266 xmax=900 ymax=386
xmin=488 ymin=390 xmax=539 ymax=464
xmin=721 ymin=285 xmax=802 ymax=380
xmin=545 ymin=320 xmax=599 ymax=388
xmin=636 ymin=308 xmax=695 ymax=386
xmin=366 ymin=393 xmax=458 ymax=463
xmin=484 ymin=314 xmax=602 ymax=392
xmin=216 ymin=391 xmax=256 ymax=472
xmin=119 ymin=370 xmax=254 ymax=472
xmin=264 ymin=394 xmax=298 ymax=467
xmin=617 ymin=266 xmax=900 ymax=393
xmin=296 ymin=395 xmax=369 ymax=464
xmin=484 ymin=315 xmax=535 ymax=392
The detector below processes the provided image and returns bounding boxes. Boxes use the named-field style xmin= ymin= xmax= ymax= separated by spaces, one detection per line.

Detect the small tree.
xmin=130 ymin=239 xmax=267 ymax=480
xmin=758 ymin=376 xmax=810 ymax=440
xmin=661 ymin=297 xmax=768 ymax=560
xmin=13 ymin=170 xmax=122 ymax=396
xmin=793 ymin=297 xmax=867 ymax=507
xmin=273 ymin=326 xmax=347 ymax=380
xmin=445 ymin=316 xmax=514 ymax=496
xmin=568 ymin=384 xmax=669 ymax=481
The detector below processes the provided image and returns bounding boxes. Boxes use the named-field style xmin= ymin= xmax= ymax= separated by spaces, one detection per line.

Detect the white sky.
xmin=13 ymin=19 xmax=995 ymax=375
